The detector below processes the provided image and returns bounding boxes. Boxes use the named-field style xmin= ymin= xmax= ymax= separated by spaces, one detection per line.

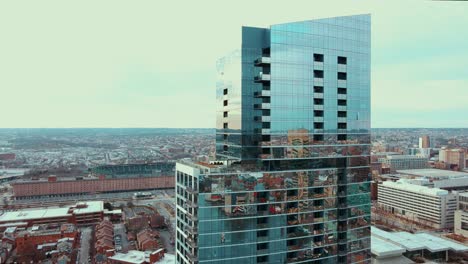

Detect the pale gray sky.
xmin=1 ymin=1 xmax=467 ymax=128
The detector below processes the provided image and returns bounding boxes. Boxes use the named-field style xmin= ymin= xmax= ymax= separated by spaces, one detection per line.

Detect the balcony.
xmin=186 ymin=186 xmax=198 ymax=194
xmin=187 ymin=238 xmax=197 ymax=248
xmin=338 ymin=106 xmax=347 ymax=111
xmin=338 ymin=64 xmax=347 ymax=73
xmin=338 ymin=117 xmax=347 ymax=123
xmin=254 ymin=56 xmax=271 ymax=66
xmin=255 ymin=128 xmax=271 ymax=134
xmin=254 ymin=103 xmax=271 ymax=110
xmin=314 ymin=78 xmax=324 ymax=85
xmin=314 ymin=92 xmax=324 ymax=99
xmin=184 ymin=225 xmax=198 ymax=234
xmin=338 ymin=80 xmax=346 ymax=87
xmin=187 ymin=212 xmax=198 ymax=222
xmin=254 ymin=90 xmax=271 ymax=97
xmin=337 ymin=129 xmax=347 ymax=133
xmin=186 ymin=252 xmax=198 ymax=262
xmin=314 ymin=117 xmax=324 ymax=122
xmin=314 ymin=61 xmax=324 ymax=69
xmin=338 ymin=94 xmax=347 ymax=100
xmin=187 ymin=199 xmax=198 ymax=208
xmin=314 ymin=129 xmax=324 ymax=133
xmin=254 ymin=73 xmax=271 ymax=83
xmin=254 ymin=116 xmax=271 ymax=122
xmin=314 ymin=105 xmax=324 ymax=111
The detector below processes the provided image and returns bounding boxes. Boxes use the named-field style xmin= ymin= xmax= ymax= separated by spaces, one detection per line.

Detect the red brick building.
xmin=136 ymin=229 xmax=158 ymax=251
xmin=15 ymin=223 xmax=78 ymax=254
xmin=95 ymin=219 xmax=114 ymax=254
xmin=12 ymin=176 xmax=174 ymax=198
xmin=0 ymin=201 xmax=106 ymax=227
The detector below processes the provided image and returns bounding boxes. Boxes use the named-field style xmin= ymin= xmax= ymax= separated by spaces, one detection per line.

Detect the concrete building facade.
xmin=377 ymin=180 xmax=457 ymax=230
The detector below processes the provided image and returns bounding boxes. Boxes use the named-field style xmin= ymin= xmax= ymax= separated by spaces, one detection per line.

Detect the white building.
xmin=377 ymin=180 xmax=457 ymax=229
xmin=454 ymin=192 xmax=468 ymax=237
xmin=379 ymin=155 xmax=428 ymax=173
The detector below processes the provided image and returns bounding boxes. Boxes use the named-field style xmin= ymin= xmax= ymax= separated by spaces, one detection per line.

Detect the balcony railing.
xmin=254 ymin=90 xmax=271 ymax=97
xmin=254 ymin=116 xmax=271 ymax=122
xmin=184 ymin=225 xmax=198 ymax=234
xmin=338 ymin=94 xmax=347 ymax=100
xmin=186 ymin=186 xmax=198 ymax=194
xmin=338 ymin=64 xmax=347 ymax=72
xmin=314 ymin=92 xmax=324 ymax=99
xmin=338 ymin=106 xmax=347 ymax=111
xmin=186 ymin=251 xmax=198 ymax=262
xmin=254 ymin=103 xmax=271 ymax=110
xmin=314 ymin=105 xmax=324 ymax=111
xmin=254 ymin=73 xmax=271 ymax=83
xmin=187 ymin=199 xmax=198 ymax=208
xmin=338 ymin=80 xmax=347 ymax=87
xmin=314 ymin=117 xmax=324 ymax=122
xmin=338 ymin=117 xmax=347 ymax=123
xmin=255 ymin=128 xmax=271 ymax=134
xmin=254 ymin=57 xmax=271 ymax=66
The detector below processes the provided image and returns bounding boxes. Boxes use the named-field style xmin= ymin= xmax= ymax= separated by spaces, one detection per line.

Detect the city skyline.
xmin=1 ymin=1 xmax=467 ymax=128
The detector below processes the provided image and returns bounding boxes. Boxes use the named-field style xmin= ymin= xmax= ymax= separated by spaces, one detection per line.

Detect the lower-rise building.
xmin=454 ymin=192 xmax=468 ymax=237
xmin=377 ymin=180 xmax=457 ymax=229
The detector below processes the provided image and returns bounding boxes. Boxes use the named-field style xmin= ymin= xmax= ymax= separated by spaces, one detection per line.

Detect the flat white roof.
xmin=371 ymin=236 xmax=406 ymax=258
xmin=109 ymin=250 xmax=175 ymax=264
xmin=381 ymin=180 xmax=448 ymax=197
xmin=0 ymin=207 xmax=70 ymax=222
xmin=397 ymin=169 xmax=468 ymax=179
xmin=371 ymin=227 xmax=468 ymax=253
xmin=73 ymin=201 xmax=103 ymax=215
xmin=0 ymin=201 xmax=103 ymax=222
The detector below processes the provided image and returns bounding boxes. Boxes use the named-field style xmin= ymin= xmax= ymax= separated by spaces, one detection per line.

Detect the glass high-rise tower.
xmin=176 ymin=14 xmax=371 ymax=264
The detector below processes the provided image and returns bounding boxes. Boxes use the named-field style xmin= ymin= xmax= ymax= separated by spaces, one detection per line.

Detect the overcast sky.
xmin=0 ymin=1 xmax=467 ymax=128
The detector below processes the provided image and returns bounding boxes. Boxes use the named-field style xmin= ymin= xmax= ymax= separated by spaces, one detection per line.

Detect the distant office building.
xmin=377 ymin=180 xmax=457 ymax=229
xmin=379 ymin=155 xmax=428 ymax=173
xmin=176 ymin=15 xmax=371 ymax=264
xmin=439 ymin=148 xmax=466 ymax=171
xmin=454 ymin=192 xmax=468 ymax=237
xmin=419 ymin=135 xmax=430 ymax=149
xmin=395 ymin=169 xmax=468 ymax=191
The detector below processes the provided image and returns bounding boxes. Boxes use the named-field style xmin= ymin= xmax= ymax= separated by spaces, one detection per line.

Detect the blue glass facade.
xmin=177 ymin=14 xmax=371 ymax=264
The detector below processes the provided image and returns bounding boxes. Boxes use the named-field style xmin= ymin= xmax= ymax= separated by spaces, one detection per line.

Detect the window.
xmin=223 ymin=123 xmax=228 ymax=129
xmin=223 ymin=88 xmax=228 ymax=95
xmin=338 ymin=88 xmax=347 ymax=94
xmin=338 ymin=123 xmax=347 ymax=129
xmin=338 ymin=134 xmax=347 ymax=141
xmin=338 ymin=99 xmax=347 ymax=106
xmin=338 ymin=56 xmax=347 ymax=64
xmin=223 ymin=134 xmax=228 ymax=140
xmin=314 ymin=110 xmax=324 ymax=117
xmin=223 ymin=145 xmax=228 ymax=151
xmin=314 ymin=86 xmax=324 ymax=93
xmin=223 ymin=100 xmax=228 ymax=106
xmin=338 ymin=72 xmax=347 ymax=80
xmin=314 ymin=98 xmax=324 ymax=105
xmin=223 ymin=111 xmax=228 ymax=118
xmin=314 ymin=123 xmax=324 ymax=129
xmin=314 ymin=135 xmax=324 ymax=141
xmin=338 ymin=111 xmax=347 ymax=117
xmin=314 ymin=53 xmax=324 ymax=62
xmin=314 ymin=70 xmax=324 ymax=78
